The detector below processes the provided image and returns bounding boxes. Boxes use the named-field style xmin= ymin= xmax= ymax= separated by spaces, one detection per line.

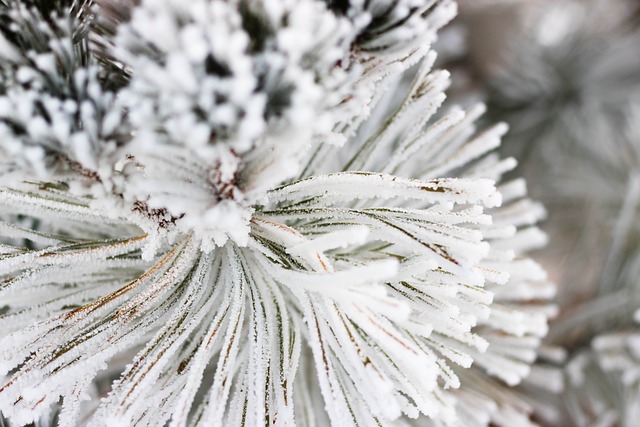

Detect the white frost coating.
xmin=270 ymin=173 xmax=502 ymax=207
xmin=286 ymin=225 xmax=370 ymax=257
xmin=104 ymin=0 xmax=359 ymax=250
xmin=0 ymin=0 xmax=552 ymax=426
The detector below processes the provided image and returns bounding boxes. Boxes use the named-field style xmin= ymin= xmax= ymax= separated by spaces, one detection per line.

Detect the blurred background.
xmin=435 ymin=0 xmax=640 ymax=425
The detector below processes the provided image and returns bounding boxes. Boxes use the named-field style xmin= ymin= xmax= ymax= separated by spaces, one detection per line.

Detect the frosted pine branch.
xmin=0 ymin=0 xmax=552 ymax=426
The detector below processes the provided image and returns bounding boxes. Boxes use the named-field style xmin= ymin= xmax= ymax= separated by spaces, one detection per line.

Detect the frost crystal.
xmin=0 ymin=0 xmax=552 ymax=426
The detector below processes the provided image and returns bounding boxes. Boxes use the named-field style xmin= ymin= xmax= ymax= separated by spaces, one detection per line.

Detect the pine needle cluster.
xmin=0 ymin=1 xmax=552 ymax=425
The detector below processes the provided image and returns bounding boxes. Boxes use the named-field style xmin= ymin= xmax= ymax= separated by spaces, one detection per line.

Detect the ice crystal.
xmin=0 ymin=0 xmax=552 ymax=426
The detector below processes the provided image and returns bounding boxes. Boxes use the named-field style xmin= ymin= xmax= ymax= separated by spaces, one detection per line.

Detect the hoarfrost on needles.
xmin=0 ymin=0 xmax=553 ymax=426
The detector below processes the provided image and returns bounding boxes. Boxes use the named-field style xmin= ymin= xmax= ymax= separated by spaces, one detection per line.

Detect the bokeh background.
xmin=436 ymin=0 xmax=640 ymax=425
